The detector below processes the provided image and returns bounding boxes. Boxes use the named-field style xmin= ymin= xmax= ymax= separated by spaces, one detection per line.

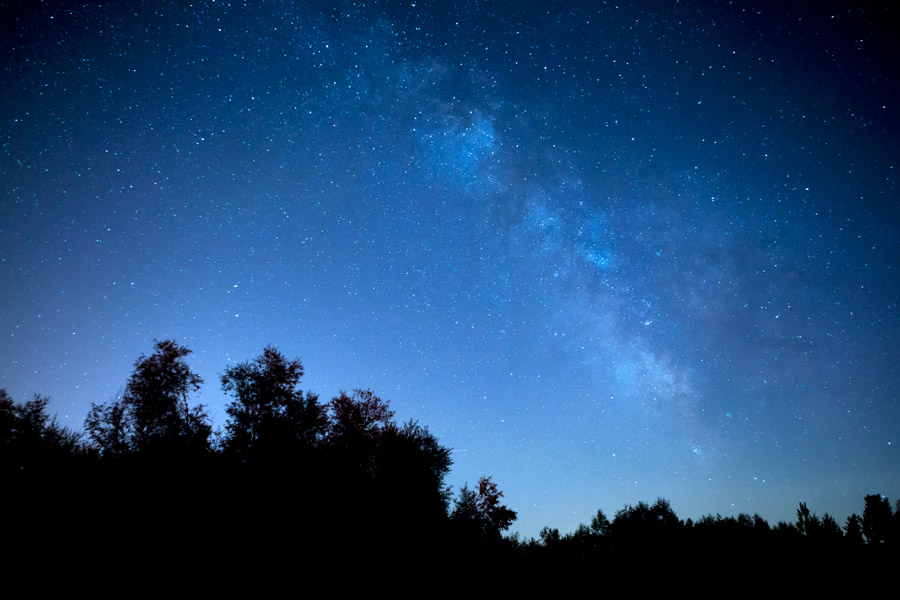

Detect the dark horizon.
xmin=3 ymin=348 xmax=898 ymax=580
xmin=2 ymin=337 xmax=896 ymax=543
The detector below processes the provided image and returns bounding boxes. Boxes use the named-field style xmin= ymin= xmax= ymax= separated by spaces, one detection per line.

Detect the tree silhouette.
xmin=221 ymin=346 xmax=326 ymax=461
xmin=325 ymin=388 xmax=395 ymax=485
xmin=611 ymin=498 xmax=680 ymax=536
xmin=606 ymin=497 xmax=683 ymax=559
xmin=450 ymin=483 xmax=480 ymax=538
xmin=590 ymin=508 xmax=611 ymax=536
xmin=797 ymin=502 xmax=843 ymax=543
xmin=796 ymin=502 xmax=818 ymax=536
xmin=539 ymin=526 xmax=562 ymax=547
xmin=24 ymin=338 xmax=900 ymax=572
xmin=84 ymin=398 xmax=128 ymax=457
xmin=377 ymin=419 xmax=453 ymax=519
xmin=844 ymin=514 xmax=864 ymax=545
xmin=1 ymin=390 xmax=81 ymax=508
xmin=328 ymin=388 xmax=394 ymax=441
xmin=1 ymin=390 xmax=88 ymax=566
xmin=476 ymin=476 xmax=517 ymax=536
xmin=1 ymin=390 xmax=80 ymax=462
xmin=451 ymin=475 xmax=517 ymax=543
xmin=863 ymin=494 xmax=892 ymax=545
xmin=85 ymin=339 xmax=210 ymax=457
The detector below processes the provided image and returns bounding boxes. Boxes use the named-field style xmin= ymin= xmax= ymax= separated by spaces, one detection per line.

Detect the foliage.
xmin=539 ymin=526 xmax=561 ymax=546
xmin=1 ymin=389 xmax=81 ymax=474
xmin=1 ymin=390 xmax=79 ymax=452
xmin=863 ymin=494 xmax=893 ymax=545
xmin=84 ymin=399 xmax=129 ymax=457
xmin=13 ymin=338 xmax=900 ymax=568
xmin=610 ymin=498 xmax=681 ymax=539
xmin=378 ymin=419 xmax=453 ymax=517
xmin=328 ymin=388 xmax=395 ymax=441
xmin=84 ymin=339 xmax=210 ymax=457
xmin=477 ymin=476 xmax=518 ymax=535
xmin=451 ymin=475 xmax=517 ymax=542
xmin=221 ymin=346 xmax=326 ymax=461
xmin=844 ymin=514 xmax=864 ymax=545
xmin=590 ymin=508 xmax=611 ymax=536
xmin=0 ymin=389 xmax=83 ymax=520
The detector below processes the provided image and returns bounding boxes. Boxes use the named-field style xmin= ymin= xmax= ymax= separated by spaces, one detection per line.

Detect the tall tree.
xmin=221 ymin=346 xmax=325 ymax=461
xmin=325 ymin=388 xmax=395 ymax=479
xmin=451 ymin=475 xmax=517 ymax=542
xmin=1 ymin=390 xmax=81 ymax=502
xmin=84 ymin=396 xmax=128 ymax=457
xmin=318 ymin=389 xmax=455 ymax=547
xmin=1 ymin=390 xmax=86 ymax=553
xmin=862 ymin=494 xmax=892 ymax=545
xmin=377 ymin=419 xmax=453 ymax=521
xmin=590 ymin=508 xmax=611 ymax=536
xmin=476 ymin=476 xmax=517 ymax=537
xmin=796 ymin=502 xmax=819 ymax=537
xmin=85 ymin=339 xmax=210 ymax=457
xmin=844 ymin=514 xmax=864 ymax=545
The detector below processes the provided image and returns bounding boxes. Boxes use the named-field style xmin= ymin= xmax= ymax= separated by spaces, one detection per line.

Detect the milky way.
xmin=2 ymin=0 xmax=898 ymax=536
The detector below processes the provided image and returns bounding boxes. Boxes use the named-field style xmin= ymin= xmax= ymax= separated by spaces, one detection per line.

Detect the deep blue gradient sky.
xmin=2 ymin=0 xmax=898 ymax=537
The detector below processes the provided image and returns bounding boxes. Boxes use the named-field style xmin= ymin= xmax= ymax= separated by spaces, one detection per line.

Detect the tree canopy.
xmin=85 ymin=339 xmax=210 ymax=457
xmin=221 ymin=345 xmax=326 ymax=461
xmin=451 ymin=475 xmax=517 ymax=543
xmin=9 ymin=337 xmax=900 ymax=576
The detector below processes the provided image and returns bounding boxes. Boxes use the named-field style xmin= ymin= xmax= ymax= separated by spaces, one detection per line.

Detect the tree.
xmin=819 ymin=514 xmax=843 ymax=541
xmin=221 ymin=346 xmax=326 ymax=461
xmin=328 ymin=388 xmax=395 ymax=442
xmin=377 ymin=419 xmax=453 ymax=519
xmin=1 ymin=390 xmax=81 ymax=484
xmin=649 ymin=497 xmax=680 ymax=528
xmin=1 ymin=389 xmax=84 ymax=525
xmin=84 ymin=398 xmax=128 ymax=457
xmin=324 ymin=388 xmax=395 ymax=477
xmin=796 ymin=502 xmax=818 ymax=537
xmin=85 ymin=339 xmax=210 ymax=457
xmin=611 ymin=498 xmax=680 ymax=536
xmin=590 ymin=508 xmax=611 ymax=536
xmin=1 ymin=390 xmax=80 ymax=458
xmin=539 ymin=526 xmax=561 ymax=547
xmin=476 ymin=476 xmax=517 ymax=537
xmin=862 ymin=494 xmax=892 ymax=545
xmin=306 ymin=389 xmax=458 ymax=548
xmin=1 ymin=390 xmax=87 ymax=553
xmin=844 ymin=514 xmax=864 ymax=545
xmin=608 ymin=498 xmax=683 ymax=557
xmin=451 ymin=475 xmax=517 ymax=542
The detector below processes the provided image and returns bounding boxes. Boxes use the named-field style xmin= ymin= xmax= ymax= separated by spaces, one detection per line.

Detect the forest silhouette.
xmin=3 ymin=339 xmax=898 ymax=578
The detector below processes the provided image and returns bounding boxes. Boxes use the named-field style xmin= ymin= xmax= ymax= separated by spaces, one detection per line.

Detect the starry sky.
xmin=2 ymin=0 xmax=898 ymax=537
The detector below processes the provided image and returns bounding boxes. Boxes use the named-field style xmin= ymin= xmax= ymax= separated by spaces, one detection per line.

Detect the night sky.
xmin=2 ymin=0 xmax=898 ymax=537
